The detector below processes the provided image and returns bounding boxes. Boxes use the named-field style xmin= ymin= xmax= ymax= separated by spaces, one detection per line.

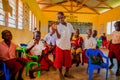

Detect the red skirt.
xmin=54 ymin=46 xmax=72 ymax=68
xmin=102 ymin=40 xmax=107 ymax=47
xmin=40 ymin=55 xmax=53 ymax=71
xmin=108 ymin=43 xmax=120 ymax=60
xmin=5 ymin=58 xmax=27 ymax=74
xmin=82 ymin=49 xmax=88 ymax=63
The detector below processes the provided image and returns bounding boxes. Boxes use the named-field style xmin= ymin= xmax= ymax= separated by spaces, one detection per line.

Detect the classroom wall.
xmin=41 ymin=6 xmax=99 ymax=38
xmin=97 ymin=6 xmax=120 ymax=39
xmin=0 ymin=26 xmax=33 ymax=45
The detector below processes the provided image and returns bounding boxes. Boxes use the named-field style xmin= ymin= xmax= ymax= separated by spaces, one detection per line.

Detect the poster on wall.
xmin=100 ymin=24 xmax=104 ymax=34
xmin=48 ymin=21 xmax=92 ymax=34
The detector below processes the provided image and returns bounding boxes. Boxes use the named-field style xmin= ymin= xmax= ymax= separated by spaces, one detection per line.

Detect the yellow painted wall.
xmin=0 ymin=26 xmax=33 ymax=45
xmin=97 ymin=6 xmax=120 ymax=39
xmin=41 ymin=11 xmax=99 ymax=38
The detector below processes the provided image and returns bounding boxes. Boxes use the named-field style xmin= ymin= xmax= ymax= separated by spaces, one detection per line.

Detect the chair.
xmin=86 ymin=48 xmax=109 ymax=80
xmin=16 ymin=44 xmax=41 ymax=77
xmin=0 ymin=61 xmax=10 ymax=80
xmin=97 ymin=39 xmax=102 ymax=48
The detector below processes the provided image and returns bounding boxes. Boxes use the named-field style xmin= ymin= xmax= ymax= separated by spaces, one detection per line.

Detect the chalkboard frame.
xmin=48 ymin=21 xmax=92 ymax=34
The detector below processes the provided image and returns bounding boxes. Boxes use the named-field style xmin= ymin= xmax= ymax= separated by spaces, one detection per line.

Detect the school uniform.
xmin=82 ymin=36 xmax=97 ymax=63
xmin=108 ymin=31 xmax=120 ymax=60
xmin=54 ymin=22 xmax=74 ymax=68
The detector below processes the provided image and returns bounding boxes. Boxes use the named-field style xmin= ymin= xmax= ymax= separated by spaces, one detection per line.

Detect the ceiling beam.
xmin=39 ymin=1 xmax=67 ymax=9
xmin=74 ymin=0 xmax=89 ymax=12
xmin=60 ymin=5 xmax=71 ymax=12
xmin=70 ymin=0 xmax=73 ymax=12
xmin=41 ymin=10 xmax=98 ymax=14
xmin=38 ymin=3 xmax=80 ymax=7
xmin=74 ymin=7 xmax=83 ymax=12
xmin=97 ymin=0 xmax=113 ymax=9
xmin=77 ymin=0 xmax=89 ymax=6
xmin=84 ymin=5 xmax=100 ymax=14
xmin=94 ymin=2 xmax=102 ymax=8
xmin=37 ymin=2 xmax=53 ymax=5
xmin=94 ymin=7 xmax=111 ymax=9
xmin=103 ymin=2 xmax=113 ymax=9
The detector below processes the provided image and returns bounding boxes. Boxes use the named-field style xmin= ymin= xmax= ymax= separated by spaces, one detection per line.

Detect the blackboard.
xmin=70 ymin=22 xmax=92 ymax=34
xmin=48 ymin=21 xmax=92 ymax=34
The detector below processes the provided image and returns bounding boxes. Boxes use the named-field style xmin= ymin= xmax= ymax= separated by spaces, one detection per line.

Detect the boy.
xmin=108 ymin=21 xmax=120 ymax=76
xmin=53 ymin=12 xmax=74 ymax=80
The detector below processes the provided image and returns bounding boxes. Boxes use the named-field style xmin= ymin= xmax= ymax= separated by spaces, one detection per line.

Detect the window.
xmin=29 ymin=11 xmax=36 ymax=31
xmin=8 ymin=0 xmax=16 ymax=28
xmin=106 ymin=20 xmax=118 ymax=34
xmin=29 ymin=11 xmax=32 ymax=31
xmin=0 ymin=0 xmax=5 ymax=26
xmin=18 ymin=0 xmax=23 ymax=29
xmin=111 ymin=21 xmax=115 ymax=32
xmin=0 ymin=0 xmax=23 ymax=29
xmin=106 ymin=22 xmax=111 ymax=34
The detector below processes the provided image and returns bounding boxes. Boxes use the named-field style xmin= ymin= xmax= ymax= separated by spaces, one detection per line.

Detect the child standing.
xmin=108 ymin=21 xmax=120 ymax=76
xmin=53 ymin=12 xmax=74 ymax=80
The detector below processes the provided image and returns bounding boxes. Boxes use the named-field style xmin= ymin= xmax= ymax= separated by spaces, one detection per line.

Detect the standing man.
xmin=53 ymin=12 xmax=74 ymax=80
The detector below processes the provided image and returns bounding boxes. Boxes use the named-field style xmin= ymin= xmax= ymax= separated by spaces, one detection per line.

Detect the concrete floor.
xmin=22 ymin=48 xmax=120 ymax=80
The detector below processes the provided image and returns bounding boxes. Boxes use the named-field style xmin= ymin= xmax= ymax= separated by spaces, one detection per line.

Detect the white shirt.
xmin=84 ymin=36 xmax=97 ymax=49
xmin=56 ymin=22 xmax=74 ymax=50
xmin=44 ymin=33 xmax=57 ymax=46
xmin=27 ymin=40 xmax=44 ymax=56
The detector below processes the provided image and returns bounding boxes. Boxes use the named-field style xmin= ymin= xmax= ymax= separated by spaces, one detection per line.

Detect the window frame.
xmin=0 ymin=0 xmax=24 ymax=30
xmin=106 ymin=20 xmax=119 ymax=34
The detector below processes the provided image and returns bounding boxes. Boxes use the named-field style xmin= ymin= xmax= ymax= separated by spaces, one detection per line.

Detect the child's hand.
xmin=33 ymin=39 xmax=38 ymax=46
xmin=52 ymin=24 xmax=57 ymax=30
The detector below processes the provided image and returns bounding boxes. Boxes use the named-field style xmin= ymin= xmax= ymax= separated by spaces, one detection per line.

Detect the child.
xmin=108 ymin=21 xmax=120 ymax=76
xmin=27 ymin=31 xmax=53 ymax=79
xmin=92 ymin=30 xmax=98 ymax=40
xmin=92 ymin=30 xmax=100 ymax=48
xmin=100 ymin=33 xmax=107 ymax=48
xmin=54 ymin=12 xmax=74 ymax=80
xmin=82 ymin=29 xmax=97 ymax=64
xmin=44 ymin=22 xmax=57 ymax=61
xmin=71 ymin=29 xmax=83 ymax=67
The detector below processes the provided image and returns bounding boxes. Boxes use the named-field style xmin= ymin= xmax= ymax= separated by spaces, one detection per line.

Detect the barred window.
xmin=106 ymin=21 xmax=117 ymax=34
xmin=0 ymin=0 xmax=5 ymax=26
xmin=18 ymin=0 xmax=23 ymax=29
xmin=8 ymin=0 xmax=16 ymax=28
xmin=29 ymin=11 xmax=36 ymax=31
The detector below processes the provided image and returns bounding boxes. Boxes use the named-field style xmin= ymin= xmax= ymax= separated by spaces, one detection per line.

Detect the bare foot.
xmin=59 ymin=73 xmax=64 ymax=80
